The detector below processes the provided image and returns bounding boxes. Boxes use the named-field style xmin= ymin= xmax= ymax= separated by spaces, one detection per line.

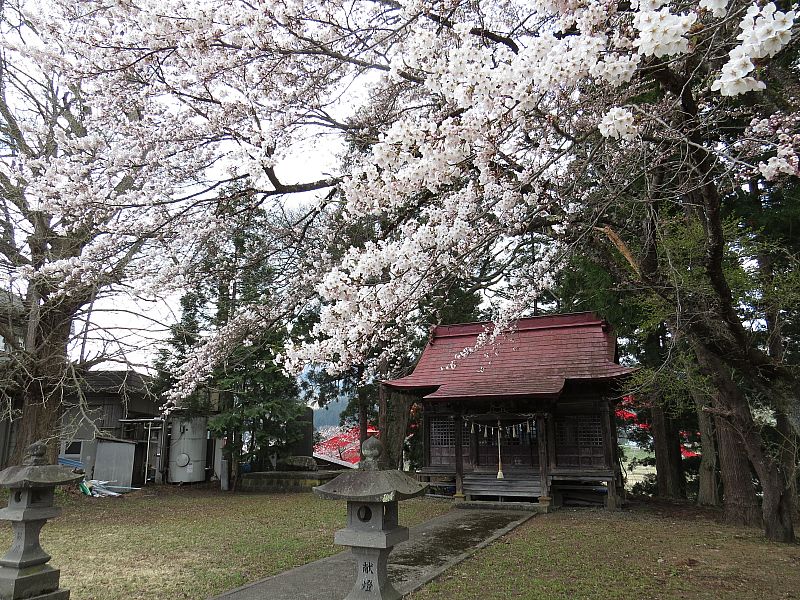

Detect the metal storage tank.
xmin=168 ymin=416 xmax=208 ymax=483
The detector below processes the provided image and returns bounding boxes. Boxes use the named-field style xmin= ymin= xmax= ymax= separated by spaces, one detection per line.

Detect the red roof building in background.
xmin=383 ymin=312 xmax=633 ymax=508
xmin=314 ymin=425 xmax=379 ymax=468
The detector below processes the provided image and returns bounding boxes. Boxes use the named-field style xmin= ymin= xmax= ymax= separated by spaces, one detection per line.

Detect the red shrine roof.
xmin=383 ymin=312 xmax=632 ymax=400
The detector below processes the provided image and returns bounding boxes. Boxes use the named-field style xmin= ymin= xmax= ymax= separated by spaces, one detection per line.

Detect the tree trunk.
xmin=760 ymin=464 xmax=795 ymax=543
xmin=639 ymin=327 xmax=685 ymax=498
xmin=14 ymin=389 xmax=63 ymax=464
xmin=715 ymin=414 xmax=760 ymax=526
xmin=696 ymin=345 xmax=762 ymax=526
xmin=230 ymin=429 xmax=241 ymax=491
xmin=378 ymin=386 xmax=414 ymax=470
xmin=358 ymin=386 xmax=368 ymax=458
xmin=694 ymin=341 xmax=794 ymax=541
xmin=12 ymin=300 xmax=77 ymax=465
xmin=756 ymin=247 xmax=798 ymax=519
xmin=694 ymin=397 xmax=720 ymax=507
xmin=651 ymin=404 xmax=684 ymax=498
xmin=776 ymin=410 xmax=798 ymax=519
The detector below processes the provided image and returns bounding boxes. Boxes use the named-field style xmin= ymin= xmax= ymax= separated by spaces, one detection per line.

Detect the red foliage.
xmin=617 ymin=398 xmax=698 ymax=457
xmin=680 ymin=446 xmax=700 ymax=458
xmin=314 ymin=425 xmax=379 ymax=466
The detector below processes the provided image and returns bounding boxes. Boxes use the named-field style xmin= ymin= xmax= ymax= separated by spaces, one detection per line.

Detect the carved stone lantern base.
xmin=0 ymin=565 xmax=69 ymax=600
xmin=0 ymin=442 xmax=82 ymax=600
xmin=345 ymin=546 xmax=400 ymax=600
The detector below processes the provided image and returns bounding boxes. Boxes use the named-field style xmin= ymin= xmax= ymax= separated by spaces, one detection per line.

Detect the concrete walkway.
xmin=212 ymin=507 xmax=535 ymax=600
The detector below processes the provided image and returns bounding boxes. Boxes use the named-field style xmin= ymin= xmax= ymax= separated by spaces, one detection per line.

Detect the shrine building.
xmin=382 ymin=312 xmax=633 ymax=508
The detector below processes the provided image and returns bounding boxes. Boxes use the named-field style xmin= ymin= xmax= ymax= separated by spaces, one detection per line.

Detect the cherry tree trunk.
xmin=760 ymin=468 xmax=795 ymax=542
xmin=378 ymin=386 xmax=414 ymax=470
xmin=12 ymin=300 xmax=77 ymax=465
xmin=358 ymin=387 xmax=369 ymax=458
xmin=14 ymin=389 xmax=63 ymax=464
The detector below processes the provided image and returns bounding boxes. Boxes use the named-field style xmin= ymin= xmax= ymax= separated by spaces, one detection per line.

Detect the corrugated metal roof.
xmin=82 ymin=370 xmax=153 ymax=394
xmin=384 ymin=312 xmax=632 ymax=400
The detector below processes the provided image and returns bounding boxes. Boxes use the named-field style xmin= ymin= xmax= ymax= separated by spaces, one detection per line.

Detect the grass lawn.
xmin=3 ymin=485 xmax=450 ymax=600
xmin=409 ymin=500 xmax=800 ymax=600
xmin=5 ymin=487 xmax=799 ymax=600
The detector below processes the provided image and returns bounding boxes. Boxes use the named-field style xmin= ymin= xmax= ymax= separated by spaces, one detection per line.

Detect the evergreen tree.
xmin=155 ymin=192 xmax=304 ymax=485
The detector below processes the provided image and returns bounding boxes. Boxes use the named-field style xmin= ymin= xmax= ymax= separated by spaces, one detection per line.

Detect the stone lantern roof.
xmin=0 ymin=441 xmax=83 ymax=489
xmin=313 ymin=436 xmax=427 ymax=502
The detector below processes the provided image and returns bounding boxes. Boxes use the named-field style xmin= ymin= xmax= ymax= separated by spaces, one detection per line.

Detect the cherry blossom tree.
xmin=0 ymin=1 xmax=314 ymax=461
xmin=24 ymin=0 xmax=800 ymax=539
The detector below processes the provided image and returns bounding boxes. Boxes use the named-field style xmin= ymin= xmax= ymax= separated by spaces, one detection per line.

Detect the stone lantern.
xmin=0 ymin=441 xmax=83 ymax=600
xmin=314 ymin=436 xmax=427 ymax=600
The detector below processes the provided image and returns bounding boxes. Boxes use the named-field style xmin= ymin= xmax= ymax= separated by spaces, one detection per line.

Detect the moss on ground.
xmin=409 ymin=500 xmax=800 ymax=600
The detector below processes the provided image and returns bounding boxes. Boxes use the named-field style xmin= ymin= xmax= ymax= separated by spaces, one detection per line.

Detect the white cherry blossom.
xmin=633 ymin=8 xmax=697 ymax=57
xmin=599 ymin=107 xmax=638 ymax=140
xmin=712 ymin=2 xmax=796 ymax=96
xmin=14 ymin=0 xmax=797 ymax=393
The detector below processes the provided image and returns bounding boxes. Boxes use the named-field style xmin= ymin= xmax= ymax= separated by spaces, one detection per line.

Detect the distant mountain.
xmin=313 ymin=397 xmax=347 ymax=430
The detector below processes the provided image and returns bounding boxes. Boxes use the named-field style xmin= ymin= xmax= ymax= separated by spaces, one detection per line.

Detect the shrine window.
xmin=555 ymin=415 xmax=606 ymax=468
xmin=428 ymin=417 xmax=469 ymax=467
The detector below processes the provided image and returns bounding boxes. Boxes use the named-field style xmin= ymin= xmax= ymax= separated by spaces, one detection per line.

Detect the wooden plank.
xmin=420 ymin=468 xmax=456 ymax=478
xmin=463 ymin=479 xmax=540 ymax=485
xmin=464 ymin=491 xmax=542 ymax=497
xmin=463 ymin=480 xmax=541 ymax=487
xmin=553 ymin=484 xmax=607 ymax=492
xmin=464 ymin=481 xmax=541 ymax=486
xmin=547 ymin=416 xmax=557 ymax=470
xmin=464 ymin=490 xmax=541 ymax=495
xmin=463 ymin=477 xmax=539 ymax=482
xmin=463 ymin=480 xmax=544 ymax=495
xmin=467 ymin=490 xmax=542 ymax=493
xmin=600 ymin=400 xmax=614 ymax=470
xmin=463 ymin=486 xmax=541 ymax=491
xmin=550 ymin=469 xmax=614 ymax=477
xmin=537 ymin=414 xmax=549 ymax=497
xmin=423 ymin=407 xmax=430 ymax=467
xmin=454 ymin=414 xmax=464 ymax=499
